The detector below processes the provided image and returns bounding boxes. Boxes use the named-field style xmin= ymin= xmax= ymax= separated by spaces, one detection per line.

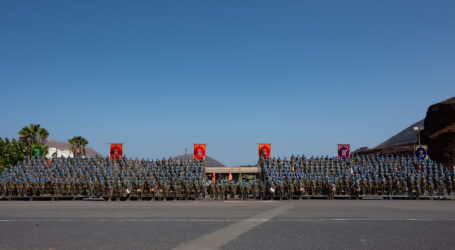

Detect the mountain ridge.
xmin=173 ymin=154 xmax=226 ymax=167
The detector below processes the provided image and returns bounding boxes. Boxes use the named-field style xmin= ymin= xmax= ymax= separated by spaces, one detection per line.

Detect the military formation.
xmin=261 ymin=154 xmax=455 ymax=199
xmin=207 ymin=179 xmax=267 ymax=200
xmin=0 ymin=156 xmax=206 ymax=200
xmin=0 ymin=154 xmax=454 ymax=200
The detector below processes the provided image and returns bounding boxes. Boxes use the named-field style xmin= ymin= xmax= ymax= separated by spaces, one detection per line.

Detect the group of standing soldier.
xmin=261 ymin=154 xmax=455 ymax=199
xmin=0 ymin=156 xmax=206 ymax=200
xmin=1 ymin=154 xmax=454 ymax=200
xmin=207 ymin=180 xmax=267 ymax=200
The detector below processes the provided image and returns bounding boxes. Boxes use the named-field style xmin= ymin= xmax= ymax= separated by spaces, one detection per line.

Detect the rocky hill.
xmin=422 ymin=97 xmax=455 ymax=166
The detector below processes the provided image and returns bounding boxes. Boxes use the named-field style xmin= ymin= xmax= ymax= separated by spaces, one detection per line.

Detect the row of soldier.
xmin=0 ymin=156 xmax=207 ymax=200
xmin=261 ymin=154 xmax=455 ymax=198
xmin=0 ymin=156 xmax=269 ymax=200
xmin=207 ymin=180 xmax=267 ymax=200
xmin=1 ymin=154 xmax=454 ymax=200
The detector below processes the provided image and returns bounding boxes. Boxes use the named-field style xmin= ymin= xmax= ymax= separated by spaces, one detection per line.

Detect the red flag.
xmin=258 ymin=143 xmax=271 ymax=159
xmin=193 ymin=144 xmax=206 ymax=161
xmin=47 ymin=160 xmax=51 ymax=166
xmin=212 ymin=172 xmax=216 ymax=182
xmin=228 ymin=170 xmax=233 ymax=181
xmin=110 ymin=143 xmax=123 ymax=160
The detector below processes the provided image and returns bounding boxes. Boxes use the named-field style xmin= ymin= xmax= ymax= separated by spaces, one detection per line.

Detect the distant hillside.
xmin=376 ymin=120 xmax=424 ymax=148
xmin=354 ymin=119 xmax=423 ymax=155
xmin=354 ymin=96 xmax=455 ymax=165
xmin=45 ymin=140 xmax=100 ymax=157
xmin=353 ymin=144 xmax=415 ymax=156
xmin=173 ymin=154 xmax=225 ymax=167
xmin=354 ymin=119 xmax=424 ymax=156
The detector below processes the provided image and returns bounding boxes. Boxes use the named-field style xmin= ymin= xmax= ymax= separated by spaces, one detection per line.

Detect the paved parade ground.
xmin=0 ymin=200 xmax=454 ymax=250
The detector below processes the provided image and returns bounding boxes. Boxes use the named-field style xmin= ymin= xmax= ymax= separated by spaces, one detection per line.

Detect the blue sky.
xmin=0 ymin=1 xmax=454 ymax=166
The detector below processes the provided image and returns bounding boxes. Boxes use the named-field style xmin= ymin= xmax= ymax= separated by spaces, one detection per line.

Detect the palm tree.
xmin=18 ymin=124 xmax=49 ymax=155
xmin=68 ymin=136 xmax=89 ymax=157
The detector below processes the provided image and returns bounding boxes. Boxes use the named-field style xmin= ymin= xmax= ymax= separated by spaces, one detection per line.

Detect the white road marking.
xmin=0 ymin=219 xmax=265 ymax=222
xmin=172 ymin=203 xmax=293 ymax=250
xmin=0 ymin=218 xmax=454 ymax=222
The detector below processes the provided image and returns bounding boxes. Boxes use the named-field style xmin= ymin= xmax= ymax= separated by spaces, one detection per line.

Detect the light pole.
xmin=413 ymin=126 xmax=424 ymax=146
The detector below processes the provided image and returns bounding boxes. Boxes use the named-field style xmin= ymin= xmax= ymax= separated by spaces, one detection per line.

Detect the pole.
xmin=418 ymin=131 xmax=421 ymax=146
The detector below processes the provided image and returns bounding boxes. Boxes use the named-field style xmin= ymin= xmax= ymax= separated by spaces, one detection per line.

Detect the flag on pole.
xmin=31 ymin=144 xmax=46 ymax=157
xmin=414 ymin=145 xmax=428 ymax=160
xmin=110 ymin=143 xmax=123 ymax=160
xmin=337 ymin=144 xmax=350 ymax=160
xmin=193 ymin=144 xmax=206 ymax=161
xmin=258 ymin=143 xmax=271 ymax=159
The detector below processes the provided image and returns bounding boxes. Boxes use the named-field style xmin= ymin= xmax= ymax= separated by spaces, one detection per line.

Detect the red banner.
xmin=110 ymin=143 xmax=123 ymax=160
xmin=258 ymin=143 xmax=271 ymax=159
xmin=193 ymin=144 xmax=206 ymax=160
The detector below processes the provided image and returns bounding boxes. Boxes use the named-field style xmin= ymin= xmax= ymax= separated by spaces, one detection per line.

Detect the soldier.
xmin=278 ymin=180 xmax=285 ymax=200
xmin=88 ymin=179 xmax=95 ymax=198
xmin=241 ymin=181 xmax=248 ymax=200
xmin=198 ymin=180 xmax=206 ymax=200
xmin=229 ymin=181 xmax=237 ymax=200
xmin=287 ymin=179 xmax=294 ymax=200
xmin=183 ymin=180 xmax=190 ymax=200
xmin=161 ymin=180 xmax=169 ymax=201
xmin=209 ymin=180 xmax=216 ymax=199
xmin=219 ymin=181 xmax=226 ymax=200
xmin=107 ymin=181 xmax=114 ymax=201
xmin=252 ymin=180 xmax=259 ymax=200
xmin=259 ymin=180 xmax=266 ymax=200
xmin=329 ymin=183 xmax=336 ymax=200
xmin=172 ymin=179 xmax=179 ymax=200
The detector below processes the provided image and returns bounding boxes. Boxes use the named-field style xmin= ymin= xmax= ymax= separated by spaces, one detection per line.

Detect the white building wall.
xmin=47 ymin=147 xmax=74 ymax=158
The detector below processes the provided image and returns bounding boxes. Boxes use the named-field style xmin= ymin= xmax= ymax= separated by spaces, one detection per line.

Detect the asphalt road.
xmin=0 ymin=200 xmax=454 ymax=250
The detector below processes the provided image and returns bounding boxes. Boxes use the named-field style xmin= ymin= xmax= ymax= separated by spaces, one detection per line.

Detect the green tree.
xmin=0 ymin=138 xmax=26 ymax=172
xmin=68 ymin=136 xmax=89 ymax=156
xmin=18 ymin=124 xmax=49 ymax=156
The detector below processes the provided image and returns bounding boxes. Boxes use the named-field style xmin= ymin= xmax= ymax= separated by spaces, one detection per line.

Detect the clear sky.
xmin=0 ymin=1 xmax=454 ymax=166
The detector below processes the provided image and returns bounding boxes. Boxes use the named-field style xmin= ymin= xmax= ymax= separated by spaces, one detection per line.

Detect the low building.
xmin=47 ymin=147 xmax=74 ymax=158
xmin=45 ymin=140 xmax=100 ymax=158
xmin=205 ymin=166 xmax=260 ymax=181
